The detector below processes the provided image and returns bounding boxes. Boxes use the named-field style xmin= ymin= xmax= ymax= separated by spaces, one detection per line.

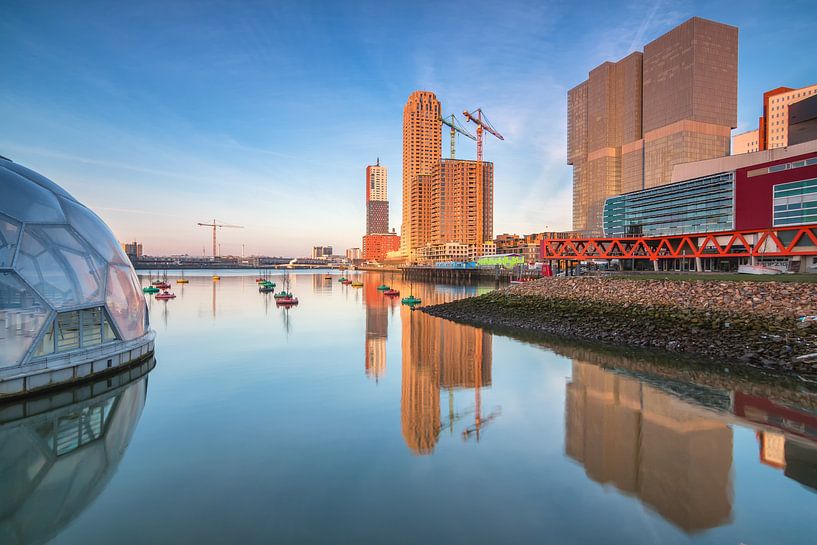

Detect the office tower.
xmin=311 ymin=246 xmax=333 ymax=259
xmin=733 ymin=84 xmax=817 ymax=154
xmin=401 ymin=91 xmax=442 ymax=256
xmin=431 ymin=159 xmax=494 ymax=246
xmin=366 ymin=159 xmax=389 ymax=234
xmin=569 ymin=17 xmax=738 ymax=234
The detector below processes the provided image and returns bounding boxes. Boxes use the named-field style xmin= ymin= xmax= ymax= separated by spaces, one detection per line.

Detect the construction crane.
xmin=440 ymin=113 xmax=475 ymax=159
xmin=196 ymin=219 xmax=244 ymax=258
xmin=462 ymin=108 xmax=504 ymax=162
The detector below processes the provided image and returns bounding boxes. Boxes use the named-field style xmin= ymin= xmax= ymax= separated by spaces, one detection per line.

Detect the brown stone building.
xmin=431 ymin=159 xmax=494 ymax=246
xmin=402 ymin=91 xmax=442 ymax=256
xmin=568 ymin=17 xmax=738 ymax=234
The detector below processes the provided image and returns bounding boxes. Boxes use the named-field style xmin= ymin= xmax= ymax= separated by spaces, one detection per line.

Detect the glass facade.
xmin=0 ymin=157 xmax=150 ymax=369
xmin=603 ymin=173 xmax=734 ymax=237
xmin=773 ymin=178 xmax=817 ymax=226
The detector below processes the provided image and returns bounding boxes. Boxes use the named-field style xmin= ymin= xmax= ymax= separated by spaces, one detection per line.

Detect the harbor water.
xmin=2 ymin=270 xmax=816 ymax=545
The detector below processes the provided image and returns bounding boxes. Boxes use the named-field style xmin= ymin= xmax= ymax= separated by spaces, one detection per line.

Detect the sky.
xmin=2 ymin=0 xmax=816 ymax=257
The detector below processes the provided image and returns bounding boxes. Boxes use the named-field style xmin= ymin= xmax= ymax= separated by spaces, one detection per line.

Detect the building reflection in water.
xmin=363 ymin=281 xmax=389 ymax=380
xmin=565 ymin=360 xmax=733 ymax=533
xmin=401 ymin=307 xmax=493 ymax=455
xmin=734 ymin=392 xmax=817 ymax=493
xmin=0 ymin=361 xmax=153 ymax=545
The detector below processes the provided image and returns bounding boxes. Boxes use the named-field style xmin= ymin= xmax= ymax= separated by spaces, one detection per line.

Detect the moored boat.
xmin=377 ymin=284 xmax=390 ymax=291
xmin=155 ymin=281 xmax=171 ymax=289
xmin=401 ymin=295 xmax=421 ymax=306
xmin=143 ymin=286 xmax=160 ymax=293
xmin=384 ymin=289 xmax=400 ymax=296
xmin=276 ymin=296 xmax=299 ymax=306
xmin=351 ymin=281 xmax=363 ymax=287
xmin=156 ymin=290 xmax=176 ymax=300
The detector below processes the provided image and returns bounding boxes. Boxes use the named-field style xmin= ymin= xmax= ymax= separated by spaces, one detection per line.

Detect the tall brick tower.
xmin=401 ymin=91 xmax=442 ymax=257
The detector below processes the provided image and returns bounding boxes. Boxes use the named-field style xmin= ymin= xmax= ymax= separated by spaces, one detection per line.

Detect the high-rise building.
xmin=568 ymin=17 xmax=738 ymax=234
xmin=311 ymin=246 xmax=333 ymax=259
xmin=366 ymin=159 xmax=389 ymax=234
xmin=431 ymin=159 xmax=493 ymax=246
xmin=345 ymin=247 xmax=362 ymax=261
xmin=733 ymin=84 xmax=817 ymax=154
xmin=402 ymin=91 xmax=442 ymax=256
xmin=121 ymin=241 xmax=143 ymax=258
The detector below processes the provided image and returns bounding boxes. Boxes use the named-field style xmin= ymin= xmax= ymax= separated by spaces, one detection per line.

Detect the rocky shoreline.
xmin=421 ymin=277 xmax=817 ymax=377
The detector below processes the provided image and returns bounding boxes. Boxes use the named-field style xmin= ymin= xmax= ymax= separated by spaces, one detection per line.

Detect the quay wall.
xmin=422 ymin=277 xmax=817 ymax=375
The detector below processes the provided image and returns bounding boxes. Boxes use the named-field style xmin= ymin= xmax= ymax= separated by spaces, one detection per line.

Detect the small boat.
xmin=142 ymin=286 xmax=160 ymax=294
xmin=377 ymin=284 xmax=390 ymax=291
xmin=276 ymin=296 xmax=299 ymax=306
xmin=384 ymin=289 xmax=400 ymax=296
xmin=341 ymin=280 xmax=352 ymax=285
xmin=155 ymin=281 xmax=171 ymax=289
xmin=351 ymin=281 xmax=364 ymax=287
xmin=176 ymin=279 xmax=189 ymax=284
xmin=324 ymin=275 xmax=332 ymax=280
xmin=401 ymin=295 xmax=421 ymax=306
xmin=273 ymin=291 xmax=293 ymax=299
xmin=738 ymin=264 xmax=782 ymax=275
xmin=338 ymin=277 xmax=348 ymax=283
xmin=156 ymin=291 xmax=176 ymax=300
xmin=259 ymin=284 xmax=275 ymax=293
xmin=212 ymin=275 xmax=221 ymax=281
xmin=151 ymin=280 xmax=163 ymax=286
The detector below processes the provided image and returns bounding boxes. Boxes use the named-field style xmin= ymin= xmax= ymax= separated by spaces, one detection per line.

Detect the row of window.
xmin=772 ymin=178 xmax=817 ymax=228
xmin=33 ymin=306 xmax=119 ymax=357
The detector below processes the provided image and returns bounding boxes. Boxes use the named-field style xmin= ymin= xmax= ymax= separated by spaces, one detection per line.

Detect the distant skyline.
xmin=3 ymin=0 xmax=816 ymax=256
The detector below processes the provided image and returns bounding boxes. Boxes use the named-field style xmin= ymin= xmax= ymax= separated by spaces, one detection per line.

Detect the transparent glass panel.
xmin=0 ymin=165 xmax=67 ymax=223
xmin=0 ymin=272 xmax=51 ymax=368
xmin=103 ymin=309 xmax=118 ymax=341
xmin=0 ymin=159 xmax=78 ymax=202
xmin=105 ymin=264 xmax=146 ymax=341
xmin=81 ymin=307 xmax=103 ymax=347
xmin=0 ymin=213 xmax=21 ymax=268
xmin=33 ymin=318 xmax=56 ymax=356
xmin=16 ymin=225 xmax=107 ymax=309
xmin=60 ymin=197 xmax=129 ymax=265
xmin=56 ymin=311 xmax=80 ymax=352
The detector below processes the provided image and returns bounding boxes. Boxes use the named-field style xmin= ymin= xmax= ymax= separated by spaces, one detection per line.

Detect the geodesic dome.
xmin=0 ymin=156 xmax=148 ymax=371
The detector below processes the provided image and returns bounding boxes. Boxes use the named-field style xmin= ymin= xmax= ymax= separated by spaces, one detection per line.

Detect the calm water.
xmin=3 ymin=270 xmax=817 ymax=545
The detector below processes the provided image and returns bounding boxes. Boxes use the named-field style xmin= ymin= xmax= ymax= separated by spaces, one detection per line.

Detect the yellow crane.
xmin=197 ymin=219 xmax=243 ymax=258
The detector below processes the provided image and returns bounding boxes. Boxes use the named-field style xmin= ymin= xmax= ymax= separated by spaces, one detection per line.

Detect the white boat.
xmin=738 ymin=264 xmax=782 ymax=275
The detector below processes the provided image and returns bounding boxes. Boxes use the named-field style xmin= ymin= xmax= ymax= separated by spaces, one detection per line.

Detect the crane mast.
xmin=196 ymin=219 xmax=244 ymax=258
xmin=440 ymin=114 xmax=475 ymax=159
xmin=462 ymin=108 xmax=504 ymax=163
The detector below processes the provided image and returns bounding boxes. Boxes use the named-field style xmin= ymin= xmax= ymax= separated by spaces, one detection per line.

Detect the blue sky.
xmin=2 ymin=0 xmax=816 ymax=256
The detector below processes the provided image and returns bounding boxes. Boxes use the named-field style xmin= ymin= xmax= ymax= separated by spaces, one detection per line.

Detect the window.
xmin=32 ymin=305 xmax=118 ymax=358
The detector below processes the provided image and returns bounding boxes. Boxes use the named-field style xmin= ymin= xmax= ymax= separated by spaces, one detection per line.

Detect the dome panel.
xmin=0 ymin=159 xmax=77 ymax=202
xmin=0 ymin=167 xmax=66 ymax=224
xmin=0 ymin=271 xmax=51 ymax=368
xmin=0 ymin=215 xmax=21 ymax=268
xmin=105 ymin=265 xmax=146 ymax=341
xmin=60 ymin=198 xmax=129 ymax=266
xmin=16 ymin=225 xmax=107 ymax=309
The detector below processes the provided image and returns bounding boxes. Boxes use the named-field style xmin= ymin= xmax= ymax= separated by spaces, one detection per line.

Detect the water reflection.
xmin=0 ymin=360 xmax=153 ymax=545
xmin=565 ymin=360 xmax=733 ymax=532
xmin=401 ymin=304 xmax=495 ymax=455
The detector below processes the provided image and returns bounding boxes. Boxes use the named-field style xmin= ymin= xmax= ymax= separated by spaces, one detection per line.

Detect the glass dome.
xmin=0 ymin=157 xmax=149 ymax=370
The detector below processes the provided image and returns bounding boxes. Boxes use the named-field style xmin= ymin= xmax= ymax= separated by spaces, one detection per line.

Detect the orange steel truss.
xmin=541 ymin=224 xmax=817 ymax=261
